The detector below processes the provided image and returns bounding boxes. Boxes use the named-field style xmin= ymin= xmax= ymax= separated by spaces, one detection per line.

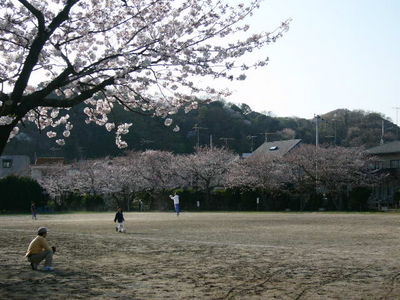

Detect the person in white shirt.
xmin=169 ymin=193 xmax=180 ymax=216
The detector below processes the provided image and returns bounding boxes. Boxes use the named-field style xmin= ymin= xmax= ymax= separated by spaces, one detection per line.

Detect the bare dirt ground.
xmin=1 ymin=212 xmax=400 ymax=299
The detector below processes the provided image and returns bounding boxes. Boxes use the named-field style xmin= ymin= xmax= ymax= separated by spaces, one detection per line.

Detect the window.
xmin=269 ymin=146 xmax=279 ymax=151
xmin=371 ymin=161 xmax=384 ymax=169
xmin=2 ymin=159 xmax=12 ymax=168
xmin=390 ymin=160 xmax=400 ymax=169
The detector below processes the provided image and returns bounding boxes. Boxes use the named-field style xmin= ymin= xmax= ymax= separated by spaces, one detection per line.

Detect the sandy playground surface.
xmin=1 ymin=212 xmax=400 ymax=299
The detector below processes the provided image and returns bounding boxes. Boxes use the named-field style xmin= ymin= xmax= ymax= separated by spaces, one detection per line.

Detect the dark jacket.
xmin=114 ymin=211 xmax=124 ymax=223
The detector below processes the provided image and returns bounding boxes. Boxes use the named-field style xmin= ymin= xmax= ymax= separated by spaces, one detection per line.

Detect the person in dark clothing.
xmin=31 ymin=202 xmax=37 ymax=220
xmin=114 ymin=207 xmax=125 ymax=232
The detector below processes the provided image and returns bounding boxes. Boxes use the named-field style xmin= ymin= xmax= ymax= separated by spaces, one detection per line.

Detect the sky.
xmin=225 ymin=0 xmax=400 ymax=122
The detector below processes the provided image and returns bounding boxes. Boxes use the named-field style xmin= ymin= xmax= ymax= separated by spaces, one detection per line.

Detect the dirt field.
xmin=1 ymin=212 xmax=400 ymax=299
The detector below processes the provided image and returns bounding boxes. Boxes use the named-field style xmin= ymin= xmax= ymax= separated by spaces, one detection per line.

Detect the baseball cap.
xmin=37 ymin=227 xmax=48 ymax=235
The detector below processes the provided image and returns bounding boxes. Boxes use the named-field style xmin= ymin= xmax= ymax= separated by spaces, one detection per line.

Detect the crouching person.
xmin=25 ymin=227 xmax=56 ymax=271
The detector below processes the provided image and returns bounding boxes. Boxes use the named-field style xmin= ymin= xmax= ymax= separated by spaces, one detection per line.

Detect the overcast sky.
xmin=225 ymin=0 xmax=400 ymax=122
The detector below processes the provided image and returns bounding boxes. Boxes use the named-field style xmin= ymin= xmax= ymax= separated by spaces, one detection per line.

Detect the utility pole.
xmin=380 ymin=120 xmax=384 ymax=145
xmin=313 ymin=114 xmax=324 ymax=193
xmin=247 ymin=135 xmax=257 ymax=152
xmin=332 ymin=118 xmax=337 ymax=145
xmin=219 ymin=137 xmax=234 ymax=148
xmin=314 ymin=115 xmax=323 ymax=148
xmin=193 ymin=124 xmax=208 ymax=148
xmin=393 ymin=107 xmax=400 ymax=139
xmin=393 ymin=107 xmax=400 ymax=126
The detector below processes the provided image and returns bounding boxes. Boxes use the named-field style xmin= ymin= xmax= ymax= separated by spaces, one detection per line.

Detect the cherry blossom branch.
xmin=17 ymin=0 xmax=45 ymax=32
xmin=37 ymin=77 xmax=115 ymax=108
xmin=11 ymin=0 xmax=79 ymax=103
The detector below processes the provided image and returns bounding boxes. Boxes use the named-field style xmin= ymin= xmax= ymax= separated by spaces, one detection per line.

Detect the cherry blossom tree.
xmin=36 ymin=158 xmax=113 ymax=209
xmin=35 ymin=163 xmax=72 ymax=198
xmin=183 ymin=146 xmax=236 ymax=207
xmin=225 ymin=153 xmax=293 ymax=209
xmin=36 ymin=158 xmax=117 ymax=209
xmin=70 ymin=158 xmax=114 ymax=195
xmin=103 ymin=151 xmax=147 ymax=210
xmin=0 ymin=0 xmax=290 ymax=154
xmin=38 ymin=154 xmax=144 ymax=209
xmin=225 ymin=153 xmax=291 ymax=191
xmin=284 ymin=145 xmax=380 ymax=209
xmin=135 ymin=150 xmax=184 ymax=209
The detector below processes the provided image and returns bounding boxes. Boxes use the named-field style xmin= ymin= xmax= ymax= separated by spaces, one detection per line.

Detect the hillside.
xmin=4 ymin=101 xmax=398 ymax=161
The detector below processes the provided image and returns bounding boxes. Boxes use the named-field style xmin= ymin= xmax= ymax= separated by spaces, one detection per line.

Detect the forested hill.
xmin=4 ymin=101 xmax=399 ymax=161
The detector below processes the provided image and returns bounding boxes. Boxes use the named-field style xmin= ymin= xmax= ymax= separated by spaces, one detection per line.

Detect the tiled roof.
xmin=366 ymin=141 xmax=400 ymax=155
xmin=253 ymin=139 xmax=302 ymax=157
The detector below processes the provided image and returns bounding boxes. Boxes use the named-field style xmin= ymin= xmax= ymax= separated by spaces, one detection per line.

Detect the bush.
xmin=0 ymin=175 xmax=47 ymax=212
xmin=349 ymin=187 xmax=371 ymax=211
xmin=82 ymin=194 xmax=105 ymax=211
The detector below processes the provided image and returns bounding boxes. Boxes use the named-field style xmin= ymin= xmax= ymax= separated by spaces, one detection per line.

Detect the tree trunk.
xmin=300 ymin=193 xmax=309 ymax=211
xmin=205 ymin=187 xmax=211 ymax=209
xmin=149 ymin=191 xmax=168 ymax=210
xmin=0 ymin=125 xmax=13 ymax=155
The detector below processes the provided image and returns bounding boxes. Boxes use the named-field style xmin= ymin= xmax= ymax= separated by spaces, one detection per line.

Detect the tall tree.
xmin=183 ymin=146 xmax=236 ymax=207
xmin=284 ymin=144 xmax=380 ymax=209
xmin=225 ymin=153 xmax=290 ymax=191
xmin=0 ymin=0 xmax=290 ymax=154
xmin=135 ymin=150 xmax=183 ymax=209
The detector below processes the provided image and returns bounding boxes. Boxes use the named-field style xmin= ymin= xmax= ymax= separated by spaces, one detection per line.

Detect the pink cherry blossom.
xmin=0 ymin=0 xmax=290 ymax=154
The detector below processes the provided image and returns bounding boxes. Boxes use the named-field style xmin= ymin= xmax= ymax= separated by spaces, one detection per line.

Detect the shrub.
xmin=0 ymin=176 xmax=47 ymax=212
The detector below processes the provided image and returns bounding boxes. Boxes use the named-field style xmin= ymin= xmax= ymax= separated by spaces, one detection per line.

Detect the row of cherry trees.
xmin=38 ymin=145 xmax=380 ymax=210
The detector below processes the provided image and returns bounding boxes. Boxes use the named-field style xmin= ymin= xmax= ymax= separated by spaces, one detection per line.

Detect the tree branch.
xmin=26 ymin=66 xmax=74 ymax=101
xmin=47 ymin=0 xmax=80 ymax=33
xmin=17 ymin=0 xmax=45 ymax=32
xmin=11 ymin=0 xmax=79 ymax=104
xmin=111 ymin=94 xmax=152 ymax=117
xmin=37 ymin=77 xmax=115 ymax=108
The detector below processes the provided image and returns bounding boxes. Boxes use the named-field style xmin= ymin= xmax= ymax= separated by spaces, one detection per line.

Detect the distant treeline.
xmin=0 ymin=175 xmax=372 ymax=213
xmin=4 ymin=100 xmax=398 ymax=161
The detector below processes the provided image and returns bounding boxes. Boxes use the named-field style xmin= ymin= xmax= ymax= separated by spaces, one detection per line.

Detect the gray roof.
xmin=253 ymin=139 xmax=302 ymax=157
xmin=366 ymin=141 xmax=400 ymax=155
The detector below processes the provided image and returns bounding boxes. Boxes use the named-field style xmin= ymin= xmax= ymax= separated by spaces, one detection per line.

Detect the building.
xmin=366 ymin=141 xmax=400 ymax=209
xmin=0 ymin=155 xmax=31 ymax=178
xmin=252 ymin=139 xmax=302 ymax=157
xmin=31 ymin=157 xmax=65 ymax=180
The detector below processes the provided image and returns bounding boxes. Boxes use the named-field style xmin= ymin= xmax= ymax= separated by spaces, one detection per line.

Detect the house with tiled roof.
xmin=366 ymin=141 xmax=400 ymax=209
xmin=31 ymin=157 xmax=65 ymax=180
xmin=252 ymin=139 xmax=302 ymax=157
xmin=366 ymin=141 xmax=400 ymax=169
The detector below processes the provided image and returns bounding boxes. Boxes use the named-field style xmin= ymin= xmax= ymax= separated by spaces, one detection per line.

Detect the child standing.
xmin=114 ymin=207 xmax=125 ymax=232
